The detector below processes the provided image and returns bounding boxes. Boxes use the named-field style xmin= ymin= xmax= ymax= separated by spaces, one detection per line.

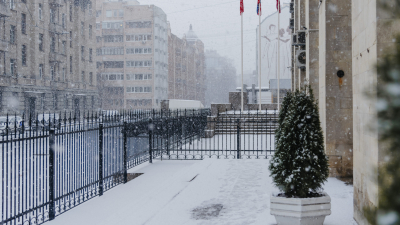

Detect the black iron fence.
xmin=154 ymin=109 xmax=278 ymax=160
xmin=0 ymin=108 xmax=277 ymax=225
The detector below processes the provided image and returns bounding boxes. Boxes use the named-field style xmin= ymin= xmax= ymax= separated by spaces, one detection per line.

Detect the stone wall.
xmin=351 ymin=0 xmax=400 ymax=223
xmin=319 ymin=0 xmax=353 ymax=178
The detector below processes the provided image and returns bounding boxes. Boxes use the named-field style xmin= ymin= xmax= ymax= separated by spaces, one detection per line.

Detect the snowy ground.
xmin=46 ymin=159 xmax=357 ymax=225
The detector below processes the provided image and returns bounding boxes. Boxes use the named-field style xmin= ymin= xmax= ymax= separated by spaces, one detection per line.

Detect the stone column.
xmin=319 ymin=0 xmax=353 ymax=178
xmin=298 ymin=0 xmax=306 ymax=89
xmin=305 ymin=0 xmax=319 ymax=101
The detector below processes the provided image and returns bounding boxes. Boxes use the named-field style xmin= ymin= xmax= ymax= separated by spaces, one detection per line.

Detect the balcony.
xmin=0 ymin=1 xmax=11 ymax=17
xmin=49 ymin=22 xmax=66 ymax=34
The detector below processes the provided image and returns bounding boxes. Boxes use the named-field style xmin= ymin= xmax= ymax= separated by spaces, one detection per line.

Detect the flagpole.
xmin=241 ymin=11 xmax=244 ymax=112
xmin=258 ymin=8 xmax=262 ymax=112
xmin=277 ymin=0 xmax=281 ymax=111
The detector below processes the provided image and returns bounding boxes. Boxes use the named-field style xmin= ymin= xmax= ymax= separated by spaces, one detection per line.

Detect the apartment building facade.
xmin=0 ymin=0 xmax=98 ymax=116
xmin=168 ymin=25 xmax=205 ymax=104
xmin=95 ymin=0 xmax=168 ymax=109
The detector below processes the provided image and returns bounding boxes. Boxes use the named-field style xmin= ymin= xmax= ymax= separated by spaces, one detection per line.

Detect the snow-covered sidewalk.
xmin=46 ymin=159 xmax=356 ymax=225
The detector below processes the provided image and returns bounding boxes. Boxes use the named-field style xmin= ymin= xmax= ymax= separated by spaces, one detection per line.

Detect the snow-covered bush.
xmin=269 ymin=88 xmax=329 ymax=198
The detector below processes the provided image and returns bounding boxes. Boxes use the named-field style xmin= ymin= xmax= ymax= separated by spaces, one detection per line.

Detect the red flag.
xmin=240 ymin=0 xmax=244 ymax=15
xmin=276 ymin=0 xmax=281 ymax=13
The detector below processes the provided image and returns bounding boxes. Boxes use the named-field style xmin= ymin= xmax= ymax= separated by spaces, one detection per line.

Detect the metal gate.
xmin=148 ymin=110 xmax=278 ymax=160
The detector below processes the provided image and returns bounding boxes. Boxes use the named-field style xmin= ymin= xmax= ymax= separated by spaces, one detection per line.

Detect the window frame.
xmin=21 ymin=45 xmax=27 ymax=66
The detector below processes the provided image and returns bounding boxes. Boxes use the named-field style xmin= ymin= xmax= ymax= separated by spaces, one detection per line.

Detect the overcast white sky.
xmin=138 ymin=0 xmax=289 ymax=78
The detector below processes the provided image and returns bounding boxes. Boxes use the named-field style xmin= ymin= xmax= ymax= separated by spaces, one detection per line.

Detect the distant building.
xmin=204 ymin=50 xmax=236 ymax=107
xmin=0 ymin=0 xmax=98 ymax=116
xmin=95 ymin=0 xmax=168 ymax=109
xmin=168 ymin=25 xmax=205 ymax=104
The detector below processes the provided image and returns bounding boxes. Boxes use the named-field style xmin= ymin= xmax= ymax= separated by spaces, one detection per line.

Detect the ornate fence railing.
xmin=0 ymin=108 xmax=277 ymax=225
xmin=153 ymin=110 xmax=278 ymax=160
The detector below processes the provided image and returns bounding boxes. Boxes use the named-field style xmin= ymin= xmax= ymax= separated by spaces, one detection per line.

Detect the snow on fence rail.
xmin=0 ymin=108 xmax=276 ymax=225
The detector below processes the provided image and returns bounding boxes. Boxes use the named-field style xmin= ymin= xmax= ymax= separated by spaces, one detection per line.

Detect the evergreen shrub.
xmin=269 ymin=88 xmax=329 ymax=198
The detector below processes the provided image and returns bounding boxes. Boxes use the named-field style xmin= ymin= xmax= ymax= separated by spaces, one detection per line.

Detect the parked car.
xmin=37 ymin=114 xmax=60 ymax=130
xmin=0 ymin=116 xmax=27 ymax=135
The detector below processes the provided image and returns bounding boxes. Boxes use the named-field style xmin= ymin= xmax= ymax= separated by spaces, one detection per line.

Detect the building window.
xmin=39 ymin=33 xmax=43 ymax=51
xmin=38 ymin=4 xmax=42 ymax=20
xmin=106 ymin=10 xmax=112 ymax=17
xmin=53 ymin=94 xmax=58 ymax=110
xmin=10 ymin=59 xmax=15 ymax=76
xmin=81 ymin=46 xmax=84 ymax=61
xmin=69 ymin=5 xmax=72 ymax=22
xmin=126 ymin=86 xmax=152 ymax=93
xmin=89 ymin=25 xmax=92 ymax=39
xmin=103 ymin=35 xmax=123 ymax=43
xmin=102 ymin=22 xmax=123 ymax=29
xmin=81 ymin=22 xmax=84 ymax=36
xmin=62 ymin=14 xmax=65 ymax=28
xmin=126 ymin=21 xmax=152 ymax=28
xmin=91 ymin=96 xmax=95 ymax=109
xmin=101 ymin=73 xmax=124 ymax=81
xmin=62 ymin=41 xmax=66 ymax=54
xmin=96 ymin=36 xmax=102 ymax=43
xmin=126 ymin=74 xmax=152 ymax=80
xmin=96 ymin=10 xmax=101 ymax=17
xmin=22 ymin=45 xmax=27 ymax=66
xmin=126 ymin=61 xmax=152 ymax=68
xmin=62 ymin=68 xmax=66 ymax=81
xmin=89 ymin=72 xmax=93 ymax=85
xmin=126 ymin=34 xmax=152 ymax=42
xmin=21 ymin=13 xmax=26 ymax=34
xmin=50 ymin=8 xmax=54 ymax=23
xmin=126 ymin=48 xmax=152 ymax=54
xmin=96 ymin=47 xmax=124 ymax=55
xmin=81 ymin=71 xmax=85 ymax=83
xmin=9 ymin=0 xmax=15 ymax=9
xmin=50 ymin=37 xmax=55 ymax=53
xmin=89 ymin=48 xmax=92 ymax=62
xmin=103 ymin=61 xmax=123 ymax=68
xmin=70 ymin=56 xmax=73 ymax=74
xmin=119 ymin=9 xmax=123 ymax=17
xmin=88 ymin=2 xmax=92 ymax=15
xmin=70 ymin=31 xmax=72 ymax=48
xmin=10 ymin=25 xmax=15 ymax=44
xmin=39 ymin=64 xmax=43 ymax=79
xmin=96 ymin=23 xmax=101 ymax=30
xmin=51 ymin=65 xmax=55 ymax=80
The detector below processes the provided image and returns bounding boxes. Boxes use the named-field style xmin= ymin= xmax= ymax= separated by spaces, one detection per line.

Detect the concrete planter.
xmin=270 ymin=192 xmax=331 ymax=225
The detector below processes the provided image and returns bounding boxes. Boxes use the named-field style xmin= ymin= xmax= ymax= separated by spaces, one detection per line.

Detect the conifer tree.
xmin=274 ymin=92 xmax=293 ymax=147
xmin=269 ymin=88 xmax=329 ymax=198
xmin=364 ymin=33 xmax=400 ymax=225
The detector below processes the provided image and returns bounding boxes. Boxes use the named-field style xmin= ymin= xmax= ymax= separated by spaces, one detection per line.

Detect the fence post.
xmin=236 ymin=119 xmax=240 ymax=159
xmin=49 ymin=129 xmax=56 ymax=220
xmin=99 ymin=123 xmax=104 ymax=196
xmin=123 ymin=122 xmax=128 ymax=183
xmin=149 ymin=118 xmax=153 ymax=163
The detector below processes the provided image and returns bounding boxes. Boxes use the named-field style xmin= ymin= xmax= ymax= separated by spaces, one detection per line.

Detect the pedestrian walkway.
xmin=46 ymin=159 xmax=356 ymax=225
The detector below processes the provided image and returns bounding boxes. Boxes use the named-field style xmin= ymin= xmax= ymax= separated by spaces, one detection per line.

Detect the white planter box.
xmin=270 ymin=192 xmax=331 ymax=225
